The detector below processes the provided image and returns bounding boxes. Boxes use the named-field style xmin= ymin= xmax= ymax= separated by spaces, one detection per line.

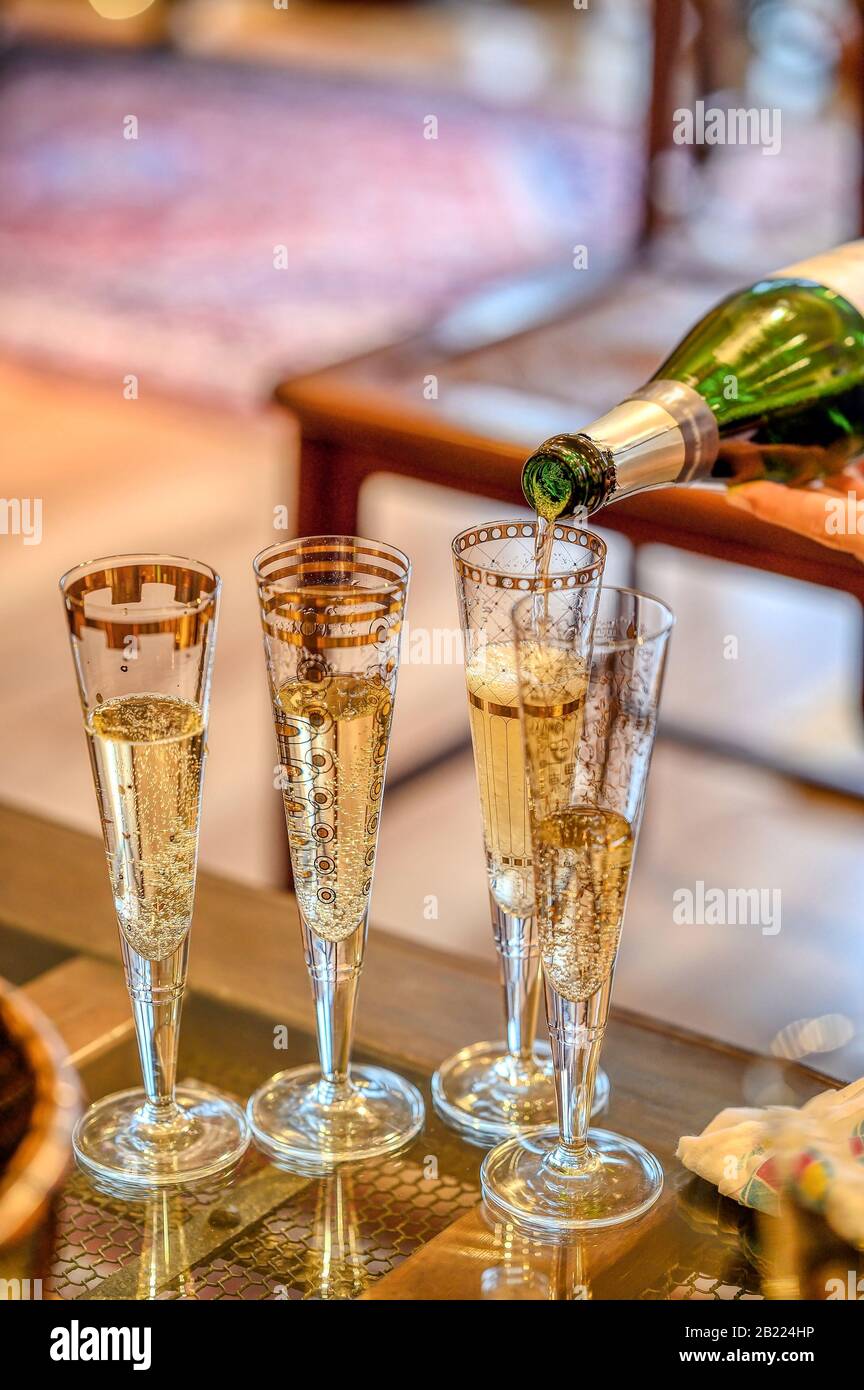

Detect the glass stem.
xmin=490 ymin=900 xmax=542 ymax=1063
xmin=544 ymin=975 xmax=611 ymax=1165
xmin=301 ymin=916 xmax=366 ymax=1090
xmin=121 ymin=935 xmax=188 ymax=1123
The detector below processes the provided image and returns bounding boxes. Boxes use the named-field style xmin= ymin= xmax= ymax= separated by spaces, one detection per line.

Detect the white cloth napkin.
xmin=677 ymin=1077 xmax=864 ymax=1247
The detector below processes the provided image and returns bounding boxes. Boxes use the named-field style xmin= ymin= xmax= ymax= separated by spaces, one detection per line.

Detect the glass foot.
xmin=481 ymin=1126 xmax=663 ymax=1234
xmin=247 ymin=1063 xmax=425 ymax=1171
xmin=432 ymin=1040 xmax=609 ymax=1147
xmin=73 ymin=1085 xmax=250 ymax=1197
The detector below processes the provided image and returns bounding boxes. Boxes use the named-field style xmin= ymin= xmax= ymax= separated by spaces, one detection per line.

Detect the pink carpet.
xmin=0 ymin=44 xmax=641 ymax=407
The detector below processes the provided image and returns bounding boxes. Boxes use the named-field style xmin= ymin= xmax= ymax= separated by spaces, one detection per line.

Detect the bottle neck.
xmin=595 ymin=380 xmax=720 ymax=500
xmin=523 ymin=380 xmax=719 ymax=519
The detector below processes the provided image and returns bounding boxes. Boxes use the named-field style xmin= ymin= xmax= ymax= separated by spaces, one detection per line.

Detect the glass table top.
xmin=0 ymin=895 xmax=842 ymax=1303
xmin=41 ymin=987 xmax=772 ymax=1302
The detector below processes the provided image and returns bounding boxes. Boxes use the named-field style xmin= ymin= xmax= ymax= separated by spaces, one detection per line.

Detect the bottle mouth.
xmin=521 ymin=435 xmax=608 ymax=522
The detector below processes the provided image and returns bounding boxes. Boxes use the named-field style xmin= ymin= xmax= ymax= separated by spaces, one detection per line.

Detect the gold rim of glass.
xmin=59 ymin=552 xmax=220 ymax=620
xmin=253 ymin=535 xmax=411 ymax=599
xmin=451 ymin=520 xmax=606 ymax=589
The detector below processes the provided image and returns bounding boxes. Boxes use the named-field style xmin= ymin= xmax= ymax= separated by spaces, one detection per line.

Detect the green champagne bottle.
xmin=522 ymin=242 xmax=864 ymax=520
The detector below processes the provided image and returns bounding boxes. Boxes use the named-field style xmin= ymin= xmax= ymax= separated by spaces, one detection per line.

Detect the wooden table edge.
xmin=0 ymin=800 xmax=843 ymax=1092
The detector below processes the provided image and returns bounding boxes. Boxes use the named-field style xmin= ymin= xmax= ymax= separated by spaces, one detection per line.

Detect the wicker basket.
xmin=0 ymin=978 xmax=81 ymax=1295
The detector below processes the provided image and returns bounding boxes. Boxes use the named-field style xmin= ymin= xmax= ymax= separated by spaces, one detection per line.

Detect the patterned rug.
xmin=0 ymin=43 xmax=640 ymax=407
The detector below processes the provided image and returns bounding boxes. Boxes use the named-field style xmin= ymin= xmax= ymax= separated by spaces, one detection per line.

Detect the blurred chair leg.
xmin=853 ymin=0 xmax=864 ymax=234
xmin=643 ymin=0 xmax=687 ymax=242
xmin=296 ymin=437 xmax=367 ymax=538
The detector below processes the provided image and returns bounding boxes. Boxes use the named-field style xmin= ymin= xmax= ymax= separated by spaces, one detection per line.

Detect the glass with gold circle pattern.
xmin=248 ymin=537 xmax=423 ymax=1169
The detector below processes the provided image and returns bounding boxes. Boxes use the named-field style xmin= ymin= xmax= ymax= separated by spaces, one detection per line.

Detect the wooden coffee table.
xmin=0 ymin=802 xmax=838 ymax=1301
xmin=276 ymin=269 xmax=864 ymax=604
xmin=274 ymin=264 xmax=864 ymax=803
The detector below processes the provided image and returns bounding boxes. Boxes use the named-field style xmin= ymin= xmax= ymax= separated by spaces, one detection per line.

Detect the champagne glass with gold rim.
xmin=247 ymin=536 xmax=424 ymax=1169
xmin=60 ymin=554 xmax=249 ymax=1194
xmin=481 ymin=586 xmax=673 ymax=1232
xmin=432 ymin=521 xmax=608 ymax=1146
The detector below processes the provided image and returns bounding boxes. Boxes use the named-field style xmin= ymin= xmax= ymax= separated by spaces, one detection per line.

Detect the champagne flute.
xmin=481 ymin=586 xmax=673 ymax=1232
xmin=247 ymin=536 xmax=424 ymax=1168
xmin=60 ymin=555 xmax=249 ymax=1193
xmin=432 ymin=521 xmax=607 ymax=1145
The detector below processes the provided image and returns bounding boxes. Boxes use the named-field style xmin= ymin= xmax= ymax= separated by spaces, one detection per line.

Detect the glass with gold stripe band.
xmin=59 ymin=553 xmax=249 ymax=1194
xmin=247 ymin=536 xmax=423 ymax=1168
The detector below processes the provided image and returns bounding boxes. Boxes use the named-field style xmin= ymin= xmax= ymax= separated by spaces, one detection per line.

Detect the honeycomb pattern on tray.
xmin=49 ymin=1153 xmax=477 ymax=1301
xmin=182 ymin=1161 xmax=476 ymax=1301
xmin=49 ymin=1167 xmax=235 ymax=1300
xmin=640 ymin=1266 xmax=763 ymax=1301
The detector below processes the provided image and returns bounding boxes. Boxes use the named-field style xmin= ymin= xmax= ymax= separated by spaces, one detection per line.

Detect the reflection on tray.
xmin=50 ymin=1146 xmax=478 ymax=1301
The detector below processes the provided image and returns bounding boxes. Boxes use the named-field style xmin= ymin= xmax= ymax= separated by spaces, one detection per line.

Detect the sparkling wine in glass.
xmin=60 ymin=555 xmax=249 ymax=1194
xmin=247 ymin=536 xmax=424 ymax=1168
xmin=481 ymin=585 xmax=673 ymax=1232
xmin=432 ymin=521 xmax=607 ymax=1146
